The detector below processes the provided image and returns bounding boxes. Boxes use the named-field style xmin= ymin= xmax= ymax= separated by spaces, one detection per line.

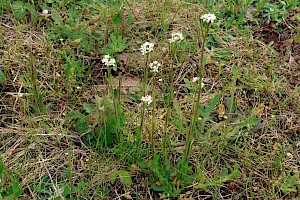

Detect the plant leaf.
xmin=112 ymin=11 xmax=122 ymax=24
xmin=24 ymin=3 xmax=36 ymax=20
xmin=109 ymin=172 xmax=117 ymax=184
xmin=293 ymin=34 xmax=300 ymax=43
xmin=51 ymin=12 xmax=62 ymax=25
xmin=203 ymin=93 xmax=220 ymax=118
xmin=11 ymin=1 xmax=26 ymax=20
xmin=118 ymin=170 xmax=132 ymax=187
xmin=0 ymin=70 xmax=5 ymax=85
xmin=65 ymin=110 xmax=85 ymax=120
xmin=83 ymin=103 xmax=93 ymax=114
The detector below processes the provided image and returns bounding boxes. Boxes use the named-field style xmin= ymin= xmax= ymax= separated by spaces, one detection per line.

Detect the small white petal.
xmin=141 ymin=95 xmax=152 ymax=105
xmin=192 ymin=77 xmax=200 ymax=83
xmin=169 ymin=32 xmax=184 ymax=43
xmin=201 ymin=13 xmax=216 ymax=23
xmin=42 ymin=10 xmax=49 ymax=15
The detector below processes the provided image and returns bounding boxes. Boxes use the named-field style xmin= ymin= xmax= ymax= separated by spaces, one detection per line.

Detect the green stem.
xmin=150 ymin=76 xmax=156 ymax=156
xmin=138 ymin=55 xmax=149 ymax=149
xmin=108 ymin=68 xmax=119 ymax=142
xmin=182 ymin=23 xmax=209 ymax=172
xmin=162 ymin=43 xmax=175 ymax=163
xmin=117 ymin=72 xmax=122 ymax=139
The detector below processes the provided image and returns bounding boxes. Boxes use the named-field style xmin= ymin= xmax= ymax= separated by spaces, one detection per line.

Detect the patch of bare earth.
xmin=254 ymin=10 xmax=300 ymax=88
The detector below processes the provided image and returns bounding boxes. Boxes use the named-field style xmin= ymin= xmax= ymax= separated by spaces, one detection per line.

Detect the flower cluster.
xmin=169 ymin=32 xmax=184 ymax=43
xmin=141 ymin=95 xmax=152 ymax=105
xmin=149 ymin=61 xmax=161 ymax=73
xmin=200 ymin=13 xmax=216 ymax=23
xmin=192 ymin=77 xmax=205 ymax=87
xmin=101 ymin=55 xmax=116 ymax=67
xmin=140 ymin=42 xmax=154 ymax=55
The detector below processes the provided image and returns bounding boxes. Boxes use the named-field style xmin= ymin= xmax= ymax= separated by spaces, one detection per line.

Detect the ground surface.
xmin=0 ymin=0 xmax=299 ymax=199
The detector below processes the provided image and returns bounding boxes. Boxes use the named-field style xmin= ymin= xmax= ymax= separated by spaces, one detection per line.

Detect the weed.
xmin=0 ymin=159 xmax=23 ymax=199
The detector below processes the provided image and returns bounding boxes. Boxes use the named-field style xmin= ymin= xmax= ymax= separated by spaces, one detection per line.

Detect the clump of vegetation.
xmin=1 ymin=0 xmax=299 ymax=199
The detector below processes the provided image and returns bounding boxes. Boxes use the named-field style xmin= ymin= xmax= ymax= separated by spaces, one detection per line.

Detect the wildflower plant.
xmin=101 ymin=55 xmax=117 ymax=90
xmin=162 ymin=32 xmax=184 ymax=162
xmin=149 ymin=61 xmax=161 ymax=156
xmin=180 ymin=13 xmax=218 ymax=178
xmin=137 ymin=42 xmax=154 ymax=150
xmin=102 ymin=54 xmax=122 ymax=142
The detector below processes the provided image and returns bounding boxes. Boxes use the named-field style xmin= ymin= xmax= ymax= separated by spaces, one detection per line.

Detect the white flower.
xmin=286 ymin=152 xmax=293 ymax=159
xmin=101 ymin=55 xmax=116 ymax=67
xmin=192 ymin=77 xmax=205 ymax=87
xmin=158 ymin=78 xmax=163 ymax=82
xmin=149 ymin=61 xmax=161 ymax=73
xmin=140 ymin=42 xmax=154 ymax=55
xmin=141 ymin=95 xmax=152 ymax=105
xmin=169 ymin=32 xmax=184 ymax=43
xmin=192 ymin=77 xmax=200 ymax=83
xmin=201 ymin=13 xmax=216 ymax=23
xmin=42 ymin=10 xmax=49 ymax=15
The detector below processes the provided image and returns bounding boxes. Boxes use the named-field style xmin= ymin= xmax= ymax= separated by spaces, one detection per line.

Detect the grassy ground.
xmin=0 ymin=0 xmax=299 ymax=199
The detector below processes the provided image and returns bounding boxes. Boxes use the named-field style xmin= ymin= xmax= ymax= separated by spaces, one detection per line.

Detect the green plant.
xmin=293 ymin=27 xmax=300 ymax=43
xmin=0 ymin=62 xmax=5 ymax=86
xmin=60 ymin=50 xmax=90 ymax=91
xmin=0 ymin=159 xmax=23 ymax=199
xmin=11 ymin=1 xmax=36 ymax=21
xmin=109 ymin=170 xmax=133 ymax=188
xmin=180 ymin=13 xmax=217 ymax=178
xmin=67 ymin=95 xmax=125 ymax=149
xmin=194 ymin=164 xmax=240 ymax=191
xmin=162 ymin=33 xmax=184 ymax=163
xmin=137 ymin=42 xmax=154 ymax=151
xmin=148 ymin=155 xmax=183 ymax=198
xmin=29 ymin=52 xmax=44 ymax=113
xmin=278 ymin=174 xmax=300 ymax=195
xmin=30 ymin=173 xmax=100 ymax=200
xmin=103 ymin=33 xmax=128 ymax=55
xmin=255 ymin=0 xmax=299 ymax=31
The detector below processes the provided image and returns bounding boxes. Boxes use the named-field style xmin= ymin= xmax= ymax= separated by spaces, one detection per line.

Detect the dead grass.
xmin=0 ymin=0 xmax=299 ymax=199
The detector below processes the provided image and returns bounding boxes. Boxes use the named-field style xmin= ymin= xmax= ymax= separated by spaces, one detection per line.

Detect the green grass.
xmin=0 ymin=0 xmax=299 ymax=199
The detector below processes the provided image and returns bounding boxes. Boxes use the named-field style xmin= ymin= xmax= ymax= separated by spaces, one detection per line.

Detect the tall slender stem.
xmin=117 ymin=72 xmax=122 ymax=139
xmin=182 ymin=24 xmax=209 ymax=172
xmin=150 ymin=76 xmax=156 ymax=156
xmin=162 ymin=43 xmax=175 ymax=163
xmin=138 ymin=55 xmax=149 ymax=148
xmin=107 ymin=67 xmax=120 ymax=142
xmin=105 ymin=0 xmax=109 ymax=45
